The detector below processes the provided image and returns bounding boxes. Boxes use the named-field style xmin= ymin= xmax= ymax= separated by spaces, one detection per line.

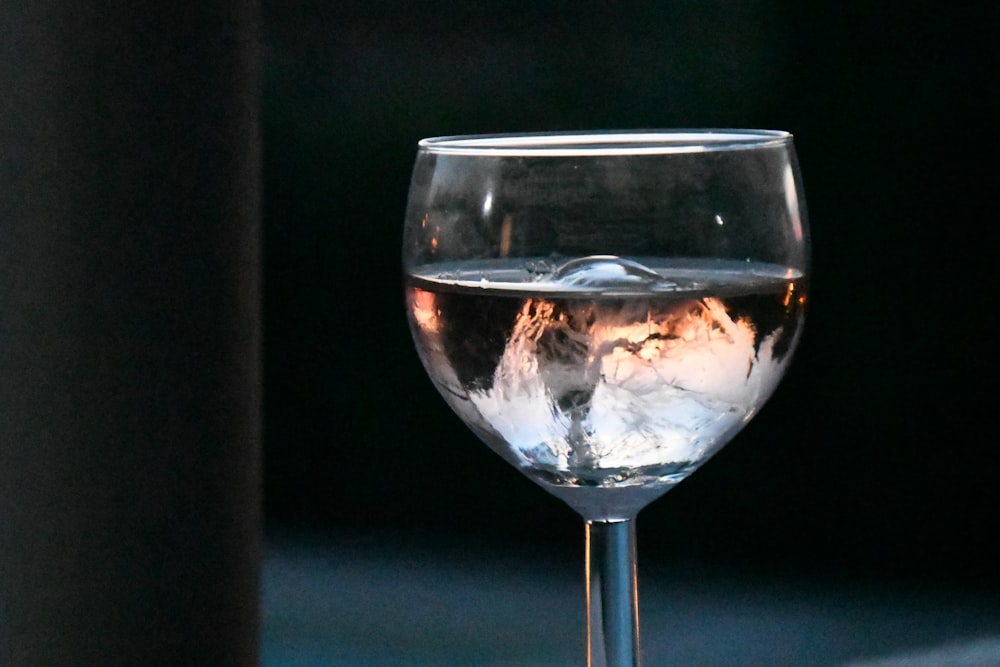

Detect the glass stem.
xmin=586 ymin=518 xmax=641 ymax=667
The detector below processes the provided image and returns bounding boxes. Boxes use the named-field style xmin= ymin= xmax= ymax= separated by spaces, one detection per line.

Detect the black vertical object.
xmin=1 ymin=2 xmax=260 ymax=664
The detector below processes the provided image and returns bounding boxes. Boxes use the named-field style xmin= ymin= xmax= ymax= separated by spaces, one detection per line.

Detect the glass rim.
xmin=417 ymin=129 xmax=792 ymax=156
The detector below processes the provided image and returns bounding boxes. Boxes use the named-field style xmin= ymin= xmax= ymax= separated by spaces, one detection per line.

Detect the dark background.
xmin=260 ymin=0 xmax=997 ymax=585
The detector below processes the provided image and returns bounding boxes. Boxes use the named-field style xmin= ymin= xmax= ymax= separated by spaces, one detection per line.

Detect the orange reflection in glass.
xmin=409 ymin=287 xmax=441 ymax=333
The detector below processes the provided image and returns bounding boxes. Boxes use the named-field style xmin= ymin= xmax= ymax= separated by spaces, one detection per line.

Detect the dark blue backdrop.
xmin=260 ymin=0 xmax=998 ymax=584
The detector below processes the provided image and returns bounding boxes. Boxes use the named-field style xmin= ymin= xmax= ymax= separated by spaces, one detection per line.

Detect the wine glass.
xmin=402 ymin=130 xmax=809 ymax=666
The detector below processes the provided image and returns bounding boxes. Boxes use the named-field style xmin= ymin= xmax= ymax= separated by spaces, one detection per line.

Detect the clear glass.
xmin=402 ymin=130 xmax=809 ymax=665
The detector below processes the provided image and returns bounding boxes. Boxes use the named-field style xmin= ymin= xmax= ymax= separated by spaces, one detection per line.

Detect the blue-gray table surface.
xmin=262 ymin=538 xmax=1000 ymax=666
